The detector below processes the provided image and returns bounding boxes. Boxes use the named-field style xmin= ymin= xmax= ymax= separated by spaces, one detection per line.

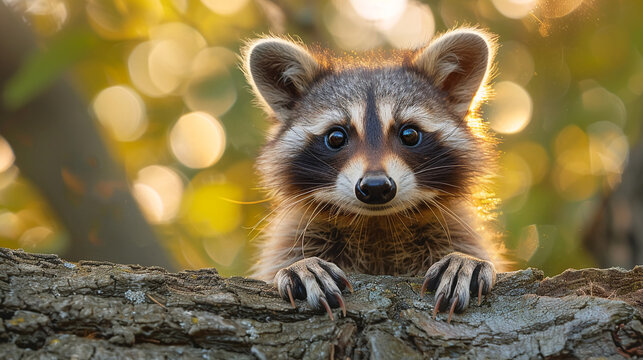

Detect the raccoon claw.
xmin=421 ymin=252 xmax=496 ymax=321
xmin=432 ymin=293 xmax=443 ymax=320
xmin=274 ymin=257 xmax=351 ymax=319
xmin=447 ymin=295 xmax=458 ymax=323
xmin=478 ymin=279 xmax=485 ymax=306
xmin=286 ymin=284 xmax=296 ymax=308
xmin=334 ymin=292 xmax=347 ymax=317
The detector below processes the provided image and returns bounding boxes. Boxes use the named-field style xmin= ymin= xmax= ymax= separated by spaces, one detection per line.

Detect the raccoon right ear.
xmin=243 ymin=38 xmax=322 ymax=120
xmin=411 ymin=29 xmax=494 ymax=118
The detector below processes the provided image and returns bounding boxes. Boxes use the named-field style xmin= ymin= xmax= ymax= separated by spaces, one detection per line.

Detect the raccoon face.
xmin=244 ymin=29 xmax=494 ymax=216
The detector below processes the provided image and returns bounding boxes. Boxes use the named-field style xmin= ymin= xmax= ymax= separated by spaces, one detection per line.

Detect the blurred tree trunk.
xmin=0 ymin=4 xmax=173 ymax=269
xmin=0 ymin=248 xmax=641 ymax=359
xmin=585 ymin=141 xmax=643 ymax=268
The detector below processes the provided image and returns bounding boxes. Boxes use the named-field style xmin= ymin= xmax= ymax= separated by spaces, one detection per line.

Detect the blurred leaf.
xmin=3 ymin=30 xmax=99 ymax=110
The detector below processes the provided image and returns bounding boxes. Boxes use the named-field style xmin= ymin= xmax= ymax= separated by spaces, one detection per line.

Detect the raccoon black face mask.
xmin=243 ymin=28 xmax=505 ymax=322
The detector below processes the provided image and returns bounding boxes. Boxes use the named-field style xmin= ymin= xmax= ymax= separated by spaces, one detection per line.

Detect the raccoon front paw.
xmin=274 ymin=257 xmax=353 ymax=320
xmin=420 ymin=252 xmax=496 ymax=323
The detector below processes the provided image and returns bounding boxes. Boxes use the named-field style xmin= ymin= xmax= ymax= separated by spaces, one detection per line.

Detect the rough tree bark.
xmin=0 ymin=248 xmax=641 ymax=359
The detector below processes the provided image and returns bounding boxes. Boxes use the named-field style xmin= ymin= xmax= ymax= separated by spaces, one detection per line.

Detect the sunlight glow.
xmin=92 ymin=85 xmax=147 ymax=141
xmin=488 ymin=81 xmax=533 ymax=134
xmin=170 ymin=112 xmax=226 ymax=169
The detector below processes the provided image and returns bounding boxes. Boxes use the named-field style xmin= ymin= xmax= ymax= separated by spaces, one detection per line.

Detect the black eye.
xmin=400 ymin=125 xmax=421 ymax=146
xmin=325 ymin=128 xmax=347 ymax=150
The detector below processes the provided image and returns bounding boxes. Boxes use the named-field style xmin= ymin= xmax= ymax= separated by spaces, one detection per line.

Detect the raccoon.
xmin=243 ymin=28 xmax=506 ymax=322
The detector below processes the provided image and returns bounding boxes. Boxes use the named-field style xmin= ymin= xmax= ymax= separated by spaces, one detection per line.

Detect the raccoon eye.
xmin=399 ymin=125 xmax=421 ymax=147
xmin=325 ymin=128 xmax=347 ymax=150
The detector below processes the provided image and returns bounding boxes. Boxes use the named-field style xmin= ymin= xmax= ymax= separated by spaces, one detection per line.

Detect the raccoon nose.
xmin=355 ymin=173 xmax=397 ymax=205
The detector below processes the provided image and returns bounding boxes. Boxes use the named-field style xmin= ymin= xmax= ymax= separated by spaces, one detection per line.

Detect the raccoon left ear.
xmin=412 ymin=29 xmax=494 ymax=118
xmin=243 ymin=37 xmax=323 ymax=121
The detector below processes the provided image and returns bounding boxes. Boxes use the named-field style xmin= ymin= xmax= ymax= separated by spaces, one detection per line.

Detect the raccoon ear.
xmin=412 ymin=29 xmax=493 ymax=117
xmin=244 ymin=38 xmax=322 ymax=120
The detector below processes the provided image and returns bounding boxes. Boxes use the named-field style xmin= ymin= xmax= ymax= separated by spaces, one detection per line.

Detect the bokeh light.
xmin=183 ymin=47 xmax=238 ymax=117
xmin=133 ymin=165 xmax=184 ymax=223
xmin=0 ymin=136 xmax=16 ymax=173
xmin=491 ymin=0 xmax=537 ymax=19
xmin=580 ymin=81 xmax=627 ymax=127
xmin=517 ymin=224 xmax=540 ymax=261
xmin=628 ymin=70 xmax=643 ymax=96
xmin=553 ymin=125 xmax=598 ymax=201
xmin=132 ymin=183 xmax=163 ymax=223
xmin=349 ymin=0 xmax=407 ymax=26
xmin=511 ymin=142 xmax=549 ymax=184
xmin=383 ymin=1 xmax=434 ymax=49
xmin=148 ymin=23 xmax=207 ymax=95
xmin=201 ymin=0 xmax=250 ymax=16
xmin=324 ymin=0 xmax=434 ymax=50
xmin=10 ymin=0 xmax=68 ymax=34
xmin=588 ymin=121 xmax=629 ymax=185
xmin=4 ymin=0 xmax=642 ymax=278
xmin=487 ymin=81 xmax=533 ymax=134
xmin=203 ymin=232 xmax=245 ymax=267
xmin=324 ymin=0 xmax=382 ymax=50
xmin=184 ymin=181 xmax=243 ymax=236
xmin=0 ymin=167 xmax=19 ymax=191
xmin=86 ymin=0 xmax=163 ymax=39
xmin=498 ymin=151 xmax=532 ymax=201
xmin=128 ymin=41 xmax=165 ymax=97
xmin=496 ymin=41 xmax=535 ymax=86
xmin=92 ymin=85 xmax=148 ymax=141
xmin=0 ymin=211 xmax=22 ymax=239
xmin=170 ymin=112 xmax=226 ymax=169
xmin=538 ymin=0 xmax=584 ymax=18
xmin=19 ymin=226 xmax=54 ymax=249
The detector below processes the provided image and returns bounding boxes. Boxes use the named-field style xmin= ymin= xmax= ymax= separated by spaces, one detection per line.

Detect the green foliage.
xmin=3 ymin=29 xmax=99 ymax=109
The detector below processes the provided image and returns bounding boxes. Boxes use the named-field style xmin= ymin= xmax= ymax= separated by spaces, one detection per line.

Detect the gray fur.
xmin=244 ymin=28 xmax=506 ymax=315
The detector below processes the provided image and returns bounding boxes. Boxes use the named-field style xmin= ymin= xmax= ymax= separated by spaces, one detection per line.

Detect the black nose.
xmin=355 ymin=173 xmax=397 ymax=204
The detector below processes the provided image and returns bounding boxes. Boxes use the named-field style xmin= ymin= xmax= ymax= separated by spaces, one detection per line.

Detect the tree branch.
xmin=0 ymin=248 xmax=641 ymax=358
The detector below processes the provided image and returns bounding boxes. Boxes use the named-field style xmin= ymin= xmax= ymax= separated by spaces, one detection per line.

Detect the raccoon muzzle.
xmin=354 ymin=172 xmax=397 ymax=204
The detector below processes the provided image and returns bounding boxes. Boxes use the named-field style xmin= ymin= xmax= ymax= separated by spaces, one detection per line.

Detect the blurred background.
xmin=0 ymin=0 xmax=642 ymax=276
